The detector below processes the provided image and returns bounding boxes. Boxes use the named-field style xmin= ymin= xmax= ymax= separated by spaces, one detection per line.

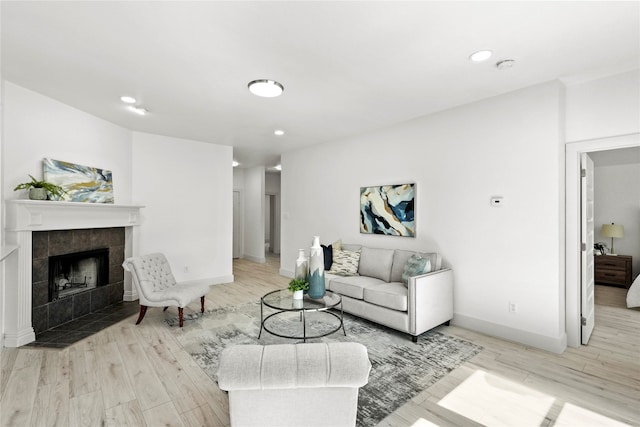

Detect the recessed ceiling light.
xmin=128 ymin=106 xmax=148 ymax=116
xmin=248 ymin=79 xmax=284 ymax=97
xmin=274 ymin=129 xmax=285 ymax=136
xmin=274 ymin=164 xmax=282 ymax=171
xmin=469 ymin=50 xmax=493 ymax=62
xmin=232 ymin=161 xmax=239 ymax=167
xmin=120 ymin=96 xmax=136 ymax=104
xmin=496 ymin=59 xmax=516 ymax=70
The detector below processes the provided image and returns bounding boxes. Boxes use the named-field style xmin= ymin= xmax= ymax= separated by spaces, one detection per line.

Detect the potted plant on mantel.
xmin=288 ymin=278 xmax=309 ymax=300
xmin=13 ymin=175 xmax=66 ymax=200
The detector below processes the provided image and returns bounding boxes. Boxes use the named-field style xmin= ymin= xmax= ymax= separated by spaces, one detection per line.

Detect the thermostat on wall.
xmin=490 ymin=196 xmax=504 ymax=207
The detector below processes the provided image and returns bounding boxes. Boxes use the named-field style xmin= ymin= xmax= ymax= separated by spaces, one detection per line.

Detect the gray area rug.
xmin=167 ymin=303 xmax=482 ymax=427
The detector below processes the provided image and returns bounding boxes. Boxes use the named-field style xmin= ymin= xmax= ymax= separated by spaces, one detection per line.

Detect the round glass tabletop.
xmin=262 ymin=289 xmax=341 ymax=311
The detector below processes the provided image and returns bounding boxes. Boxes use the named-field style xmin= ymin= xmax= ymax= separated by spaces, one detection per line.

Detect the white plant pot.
xmin=293 ymin=290 xmax=304 ymax=300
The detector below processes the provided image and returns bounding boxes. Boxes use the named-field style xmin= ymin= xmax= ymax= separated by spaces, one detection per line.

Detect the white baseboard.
xmin=453 ymin=313 xmax=567 ymax=354
xmin=243 ymin=255 xmax=266 ymax=263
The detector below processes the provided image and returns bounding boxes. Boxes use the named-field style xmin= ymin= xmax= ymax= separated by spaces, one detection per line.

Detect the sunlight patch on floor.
xmin=554 ymin=403 xmax=630 ymax=427
xmin=410 ymin=419 xmax=439 ymax=427
xmin=438 ymin=370 xmax=630 ymax=427
xmin=438 ymin=370 xmax=554 ymax=426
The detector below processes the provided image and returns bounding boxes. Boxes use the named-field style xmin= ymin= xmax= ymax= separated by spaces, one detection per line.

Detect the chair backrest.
xmin=123 ymin=253 xmax=177 ymax=299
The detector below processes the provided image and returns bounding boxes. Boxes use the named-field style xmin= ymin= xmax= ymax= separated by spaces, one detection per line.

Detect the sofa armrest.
xmin=407 ymin=268 xmax=453 ymax=335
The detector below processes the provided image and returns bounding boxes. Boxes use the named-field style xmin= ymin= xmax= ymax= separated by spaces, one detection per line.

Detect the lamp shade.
xmin=601 ymin=223 xmax=624 ymax=238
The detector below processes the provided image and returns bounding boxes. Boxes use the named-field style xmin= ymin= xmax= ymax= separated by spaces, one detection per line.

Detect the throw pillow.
xmin=333 ymin=239 xmax=342 ymax=251
xmin=321 ymin=244 xmax=333 ymax=270
xmin=402 ymin=254 xmax=431 ymax=285
xmin=328 ymin=249 xmax=361 ymax=276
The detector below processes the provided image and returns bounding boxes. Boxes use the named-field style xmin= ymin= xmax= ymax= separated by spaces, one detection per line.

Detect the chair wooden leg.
xmin=179 ymin=307 xmax=184 ymax=327
xmin=136 ymin=305 xmax=148 ymax=325
xmin=201 ymin=296 xmax=205 ymax=313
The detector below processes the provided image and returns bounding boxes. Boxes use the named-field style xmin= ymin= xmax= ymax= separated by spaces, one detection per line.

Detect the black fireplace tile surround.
xmin=31 ymin=227 xmax=127 ymax=338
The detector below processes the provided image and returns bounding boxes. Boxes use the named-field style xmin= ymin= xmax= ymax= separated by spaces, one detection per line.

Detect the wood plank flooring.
xmin=1 ymin=256 xmax=639 ymax=426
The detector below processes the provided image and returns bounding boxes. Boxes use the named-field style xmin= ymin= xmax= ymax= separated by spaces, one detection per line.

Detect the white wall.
xmin=132 ymin=132 xmax=233 ymax=284
xmin=282 ymin=81 xmax=566 ymax=352
xmin=242 ymin=167 xmax=265 ymax=263
xmin=566 ymin=69 xmax=640 ymax=143
xmin=594 ymin=161 xmax=640 ymax=279
xmin=2 ymin=82 xmax=133 ymax=202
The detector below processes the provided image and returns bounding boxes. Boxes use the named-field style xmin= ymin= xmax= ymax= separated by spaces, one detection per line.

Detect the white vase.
xmin=294 ymin=249 xmax=309 ymax=280
xmin=293 ymin=290 xmax=304 ymax=300
xmin=308 ymin=236 xmax=325 ymax=298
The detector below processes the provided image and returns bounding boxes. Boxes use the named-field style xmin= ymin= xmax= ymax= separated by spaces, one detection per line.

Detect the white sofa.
xmin=325 ymin=244 xmax=453 ymax=342
xmin=217 ymin=342 xmax=371 ymax=427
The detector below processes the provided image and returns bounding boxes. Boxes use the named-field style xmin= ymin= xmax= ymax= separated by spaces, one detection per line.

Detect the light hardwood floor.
xmin=1 ymin=256 xmax=639 ymax=426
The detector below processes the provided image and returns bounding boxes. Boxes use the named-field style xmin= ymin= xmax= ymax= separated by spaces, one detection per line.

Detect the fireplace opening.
xmin=48 ymin=248 xmax=109 ymax=302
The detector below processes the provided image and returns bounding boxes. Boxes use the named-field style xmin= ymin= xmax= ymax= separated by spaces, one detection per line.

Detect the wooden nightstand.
xmin=594 ymin=255 xmax=633 ymax=288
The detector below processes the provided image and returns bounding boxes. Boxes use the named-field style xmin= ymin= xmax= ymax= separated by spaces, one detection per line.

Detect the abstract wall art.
xmin=43 ymin=158 xmax=114 ymax=203
xmin=360 ymin=183 xmax=415 ymax=237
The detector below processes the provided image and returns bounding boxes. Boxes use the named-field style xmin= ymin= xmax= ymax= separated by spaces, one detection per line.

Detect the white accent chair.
xmin=122 ymin=253 xmax=210 ymax=327
xmin=217 ymin=342 xmax=371 ymax=427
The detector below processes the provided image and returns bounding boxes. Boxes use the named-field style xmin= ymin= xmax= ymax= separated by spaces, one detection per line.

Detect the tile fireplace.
xmin=3 ymin=200 xmax=143 ymax=347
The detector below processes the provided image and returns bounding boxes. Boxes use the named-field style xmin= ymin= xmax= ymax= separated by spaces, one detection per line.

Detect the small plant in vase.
xmin=288 ymin=278 xmax=309 ymax=300
xmin=14 ymin=175 xmax=65 ymax=200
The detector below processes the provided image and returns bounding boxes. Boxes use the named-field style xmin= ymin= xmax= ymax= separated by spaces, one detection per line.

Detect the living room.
xmin=0 ymin=2 xmax=639 ymax=426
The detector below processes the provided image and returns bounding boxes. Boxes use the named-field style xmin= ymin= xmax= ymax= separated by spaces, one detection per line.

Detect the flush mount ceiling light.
xmin=248 ymin=79 xmax=284 ymax=97
xmin=120 ymin=95 xmax=136 ymax=104
xmin=469 ymin=50 xmax=493 ymax=62
xmin=496 ymin=59 xmax=516 ymax=70
xmin=274 ymin=164 xmax=282 ymax=171
xmin=232 ymin=161 xmax=239 ymax=167
xmin=274 ymin=129 xmax=285 ymax=136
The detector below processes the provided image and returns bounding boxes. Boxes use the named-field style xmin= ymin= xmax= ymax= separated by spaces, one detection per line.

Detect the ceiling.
xmin=2 ymin=2 xmax=639 ymax=170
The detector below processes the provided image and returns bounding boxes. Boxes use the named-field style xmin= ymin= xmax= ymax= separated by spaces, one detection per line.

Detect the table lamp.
xmin=600 ymin=223 xmax=624 ymax=255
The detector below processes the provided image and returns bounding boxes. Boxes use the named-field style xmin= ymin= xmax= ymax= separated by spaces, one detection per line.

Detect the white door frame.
xmin=565 ymin=133 xmax=639 ymax=347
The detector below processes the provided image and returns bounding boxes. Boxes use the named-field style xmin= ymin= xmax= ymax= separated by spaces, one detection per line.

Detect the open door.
xmin=581 ymin=153 xmax=595 ymax=344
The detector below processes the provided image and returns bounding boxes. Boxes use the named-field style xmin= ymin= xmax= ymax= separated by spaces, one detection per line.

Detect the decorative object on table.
xmin=288 ymin=278 xmax=309 ymax=300
xmin=600 ymin=223 xmax=624 ymax=255
xmin=594 ymin=242 xmax=607 ymax=256
xmin=13 ymin=174 xmax=66 ymax=200
xmin=294 ymin=249 xmax=309 ymax=280
xmin=308 ymin=236 xmax=326 ymax=298
xmin=360 ymin=183 xmax=415 ymax=237
xmin=43 ymin=158 xmax=114 ymax=203
xmin=171 ymin=302 xmax=482 ymax=427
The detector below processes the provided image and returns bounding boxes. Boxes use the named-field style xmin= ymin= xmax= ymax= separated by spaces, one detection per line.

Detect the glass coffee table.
xmin=258 ymin=289 xmax=346 ymax=342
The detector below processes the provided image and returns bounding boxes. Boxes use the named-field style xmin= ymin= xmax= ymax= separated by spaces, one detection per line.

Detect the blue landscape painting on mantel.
xmin=43 ymin=158 xmax=114 ymax=203
xmin=360 ymin=184 xmax=415 ymax=237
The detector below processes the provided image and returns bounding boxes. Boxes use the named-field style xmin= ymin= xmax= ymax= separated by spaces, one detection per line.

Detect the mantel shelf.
xmin=4 ymin=199 xmax=145 ymax=232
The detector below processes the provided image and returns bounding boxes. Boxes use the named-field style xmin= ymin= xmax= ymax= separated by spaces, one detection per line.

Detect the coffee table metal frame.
xmin=258 ymin=289 xmax=346 ymax=342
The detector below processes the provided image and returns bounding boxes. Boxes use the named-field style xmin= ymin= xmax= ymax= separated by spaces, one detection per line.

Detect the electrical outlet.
xmin=509 ymin=302 xmax=518 ymax=313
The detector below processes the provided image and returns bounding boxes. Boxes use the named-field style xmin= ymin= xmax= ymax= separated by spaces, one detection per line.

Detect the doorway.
xmin=565 ymin=133 xmax=640 ymax=347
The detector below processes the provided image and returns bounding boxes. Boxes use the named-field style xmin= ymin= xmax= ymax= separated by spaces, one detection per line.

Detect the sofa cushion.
xmin=363 ymin=282 xmax=407 ymax=311
xmin=391 ymin=250 xmax=441 ymax=282
xmin=358 ymin=247 xmax=394 ymax=282
xmin=330 ymin=276 xmax=384 ymax=300
xmin=401 ymin=254 xmax=431 ymax=285
xmin=328 ymin=249 xmax=361 ymax=276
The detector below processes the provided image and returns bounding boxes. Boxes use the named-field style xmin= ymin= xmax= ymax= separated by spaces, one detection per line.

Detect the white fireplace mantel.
xmin=5 ymin=199 xmax=144 ymax=231
xmin=3 ymin=199 xmax=144 ymax=347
